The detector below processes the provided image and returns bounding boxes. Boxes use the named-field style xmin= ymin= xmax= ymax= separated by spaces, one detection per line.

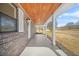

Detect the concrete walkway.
xmin=27 ymin=34 xmax=52 ymax=47
xmin=20 ymin=47 xmax=57 ymax=56
xmin=20 ymin=34 xmax=67 ymax=56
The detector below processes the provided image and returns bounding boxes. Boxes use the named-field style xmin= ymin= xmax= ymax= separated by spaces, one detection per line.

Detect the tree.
xmin=66 ymin=22 xmax=74 ymax=29
xmin=66 ymin=22 xmax=74 ymax=26
xmin=75 ymin=21 xmax=79 ymax=25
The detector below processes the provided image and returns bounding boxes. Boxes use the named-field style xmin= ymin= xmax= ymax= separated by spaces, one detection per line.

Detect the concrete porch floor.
xmin=20 ymin=34 xmax=67 ymax=56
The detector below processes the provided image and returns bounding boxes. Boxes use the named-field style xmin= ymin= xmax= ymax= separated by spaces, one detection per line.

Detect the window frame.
xmin=0 ymin=12 xmax=17 ymax=33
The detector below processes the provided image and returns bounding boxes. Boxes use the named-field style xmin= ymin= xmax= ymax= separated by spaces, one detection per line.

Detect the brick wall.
xmin=0 ymin=32 xmax=28 ymax=56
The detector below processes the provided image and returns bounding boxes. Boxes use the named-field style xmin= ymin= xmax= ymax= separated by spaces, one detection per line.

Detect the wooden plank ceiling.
xmin=21 ymin=3 xmax=61 ymax=24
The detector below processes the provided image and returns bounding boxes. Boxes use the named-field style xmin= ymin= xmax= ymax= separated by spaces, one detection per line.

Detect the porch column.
xmin=18 ymin=8 xmax=24 ymax=32
xmin=52 ymin=15 xmax=56 ymax=45
xmin=27 ymin=20 xmax=31 ymax=39
xmin=45 ymin=25 xmax=47 ymax=37
xmin=43 ymin=25 xmax=45 ymax=34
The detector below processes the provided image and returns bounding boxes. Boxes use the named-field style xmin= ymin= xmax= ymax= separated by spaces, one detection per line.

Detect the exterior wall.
xmin=0 ymin=3 xmax=16 ymax=18
xmin=0 ymin=32 xmax=28 ymax=56
xmin=0 ymin=3 xmax=35 ymax=56
xmin=0 ymin=4 xmax=28 ymax=56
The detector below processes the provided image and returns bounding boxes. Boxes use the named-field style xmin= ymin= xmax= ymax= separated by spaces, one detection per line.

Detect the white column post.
xmin=52 ymin=15 xmax=56 ymax=45
xmin=45 ymin=25 xmax=47 ymax=37
xmin=18 ymin=8 xmax=24 ymax=32
xmin=28 ymin=20 xmax=31 ymax=39
xmin=43 ymin=25 xmax=44 ymax=34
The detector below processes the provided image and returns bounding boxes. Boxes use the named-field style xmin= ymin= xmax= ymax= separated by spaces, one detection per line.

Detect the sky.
xmin=57 ymin=4 xmax=79 ymax=27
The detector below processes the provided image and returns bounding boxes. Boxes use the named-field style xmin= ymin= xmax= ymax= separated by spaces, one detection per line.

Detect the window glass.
xmin=0 ymin=13 xmax=17 ymax=32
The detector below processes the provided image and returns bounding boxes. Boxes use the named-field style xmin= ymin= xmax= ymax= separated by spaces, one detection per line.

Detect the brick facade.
xmin=0 ymin=32 xmax=28 ymax=56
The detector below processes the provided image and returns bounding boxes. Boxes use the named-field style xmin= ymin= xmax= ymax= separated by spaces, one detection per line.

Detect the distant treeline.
xmin=58 ymin=21 xmax=79 ymax=30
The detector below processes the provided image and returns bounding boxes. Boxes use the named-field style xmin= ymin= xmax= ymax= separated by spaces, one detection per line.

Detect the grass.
xmin=56 ymin=29 xmax=79 ymax=55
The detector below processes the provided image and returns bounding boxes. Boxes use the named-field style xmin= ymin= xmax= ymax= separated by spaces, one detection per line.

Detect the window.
xmin=0 ymin=12 xmax=17 ymax=32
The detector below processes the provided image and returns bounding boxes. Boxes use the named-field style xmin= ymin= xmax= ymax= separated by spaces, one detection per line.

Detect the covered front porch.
xmin=0 ymin=3 xmax=77 ymax=56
